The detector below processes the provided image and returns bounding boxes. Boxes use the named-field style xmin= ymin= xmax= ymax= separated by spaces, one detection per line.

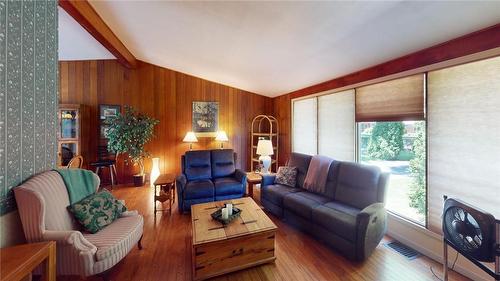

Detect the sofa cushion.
xmin=275 ymin=166 xmax=297 ymax=187
xmin=211 ymin=149 xmax=236 ymax=178
xmin=261 ymin=184 xmax=301 ymax=206
xmin=184 ymin=150 xmax=212 ymax=181
xmin=335 ymin=162 xmax=382 ymax=209
xmin=283 ymin=191 xmax=330 ymax=220
xmin=84 ymin=214 xmax=144 ymax=261
xmin=312 ymin=201 xmax=360 ymax=242
xmin=68 ymin=190 xmax=127 ymax=234
xmin=288 ymin=153 xmax=312 ymax=188
xmin=213 ymin=177 xmax=243 ymax=196
xmin=184 ymin=179 xmax=215 ymax=199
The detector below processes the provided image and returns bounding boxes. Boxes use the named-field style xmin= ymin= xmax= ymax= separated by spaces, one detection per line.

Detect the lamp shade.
xmin=150 ymin=157 xmax=160 ymax=187
xmin=183 ymin=131 xmax=198 ymax=143
xmin=215 ymin=131 xmax=228 ymax=142
xmin=256 ymin=139 xmax=274 ymax=156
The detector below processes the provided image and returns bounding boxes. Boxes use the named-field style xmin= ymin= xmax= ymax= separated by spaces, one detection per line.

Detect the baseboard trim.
xmin=387 ymin=214 xmax=488 ymax=281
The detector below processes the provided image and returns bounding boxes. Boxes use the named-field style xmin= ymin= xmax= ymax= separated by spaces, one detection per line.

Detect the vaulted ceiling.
xmin=60 ymin=1 xmax=500 ymax=97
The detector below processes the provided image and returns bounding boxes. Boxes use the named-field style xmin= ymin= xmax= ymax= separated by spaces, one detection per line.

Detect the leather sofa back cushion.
xmin=288 ymin=153 xmax=312 ymax=188
xmin=323 ymin=161 xmax=341 ymax=199
xmin=184 ymin=150 xmax=212 ymax=180
xmin=335 ymin=162 xmax=381 ymax=209
xmin=211 ymin=149 xmax=236 ymax=178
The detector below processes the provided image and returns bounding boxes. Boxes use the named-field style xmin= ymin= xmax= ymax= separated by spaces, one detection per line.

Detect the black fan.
xmin=442 ymin=197 xmax=500 ymax=280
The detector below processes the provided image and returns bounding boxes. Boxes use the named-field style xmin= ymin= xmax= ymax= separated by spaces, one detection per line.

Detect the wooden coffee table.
xmin=191 ymin=197 xmax=277 ymax=280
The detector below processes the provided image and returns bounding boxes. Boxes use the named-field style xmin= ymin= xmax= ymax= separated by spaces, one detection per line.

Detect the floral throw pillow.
xmin=68 ymin=190 xmax=127 ymax=234
xmin=274 ymin=166 xmax=298 ymax=187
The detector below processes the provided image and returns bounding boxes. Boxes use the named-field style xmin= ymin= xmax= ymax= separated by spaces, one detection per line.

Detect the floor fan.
xmin=442 ymin=196 xmax=500 ymax=280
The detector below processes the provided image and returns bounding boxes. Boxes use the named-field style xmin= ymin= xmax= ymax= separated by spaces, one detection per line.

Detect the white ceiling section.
xmin=58 ymin=7 xmax=115 ymax=61
xmin=88 ymin=1 xmax=500 ymax=97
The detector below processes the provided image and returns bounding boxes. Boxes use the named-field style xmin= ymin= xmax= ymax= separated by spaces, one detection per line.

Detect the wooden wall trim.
xmin=59 ymin=0 xmax=137 ymax=68
xmin=285 ymin=23 xmax=500 ymax=100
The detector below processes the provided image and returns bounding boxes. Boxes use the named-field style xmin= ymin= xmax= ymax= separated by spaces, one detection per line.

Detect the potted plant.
xmin=105 ymin=106 xmax=159 ymax=186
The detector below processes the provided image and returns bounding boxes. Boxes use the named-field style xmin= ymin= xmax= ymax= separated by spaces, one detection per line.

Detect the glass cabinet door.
xmin=60 ymin=109 xmax=78 ymax=139
xmin=59 ymin=142 xmax=78 ymax=166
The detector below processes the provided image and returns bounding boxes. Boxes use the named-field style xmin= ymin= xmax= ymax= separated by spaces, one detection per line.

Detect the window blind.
xmin=356 ymin=74 xmax=425 ymax=122
xmin=318 ymin=89 xmax=355 ymax=161
xmin=292 ymin=97 xmax=317 ymax=155
xmin=427 ymin=56 xmax=500 ymax=234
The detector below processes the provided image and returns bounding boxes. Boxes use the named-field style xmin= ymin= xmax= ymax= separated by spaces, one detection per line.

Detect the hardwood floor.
xmin=68 ymin=184 xmax=469 ymax=281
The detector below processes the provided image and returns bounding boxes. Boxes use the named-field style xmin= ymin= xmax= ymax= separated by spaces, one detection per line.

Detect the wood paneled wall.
xmin=59 ymin=60 xmax=272 ymax=183
xmin=272 ymin=95 xmax=291 ymax=166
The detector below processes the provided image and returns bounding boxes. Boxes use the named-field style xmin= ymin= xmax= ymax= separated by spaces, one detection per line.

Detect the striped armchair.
xmin=14 ymin=171 xmax=144 ymax=280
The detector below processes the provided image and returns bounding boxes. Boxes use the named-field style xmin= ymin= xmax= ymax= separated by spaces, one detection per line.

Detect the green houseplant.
xmin=105 ymin=106 xmax=159 ymax=186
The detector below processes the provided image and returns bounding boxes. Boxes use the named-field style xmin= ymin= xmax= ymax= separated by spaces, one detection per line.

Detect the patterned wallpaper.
xmin=0 ymin=0 xmax=58 ymax=215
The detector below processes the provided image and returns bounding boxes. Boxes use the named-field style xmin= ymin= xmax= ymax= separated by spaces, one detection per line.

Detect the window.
xmin=358 ymin=121 xmax=426 ymax=225
xmin=292 ymin=97 xmax=317 ymax=155
xmin=292 ymin=90 xmax=355 ymax=160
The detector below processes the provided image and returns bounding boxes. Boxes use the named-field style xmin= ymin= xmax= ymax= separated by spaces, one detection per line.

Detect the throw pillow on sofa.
xmin=68 ymin=189 xmax=127 ymax=234
xmin=275 ymin=166 xmax=297 ymax=187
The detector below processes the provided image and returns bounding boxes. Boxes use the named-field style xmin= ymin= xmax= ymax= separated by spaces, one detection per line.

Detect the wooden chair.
xmin=90 ymin=146 xmax=118 ymax=188
xmin=67 ymin=155 xmax=84 ymax=169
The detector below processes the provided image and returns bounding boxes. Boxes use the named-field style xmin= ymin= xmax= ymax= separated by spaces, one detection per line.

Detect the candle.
xmin=221 ymin=207 xmax=228 ymax=220
xmin=226 ymin=203 xmax=233 ymax=216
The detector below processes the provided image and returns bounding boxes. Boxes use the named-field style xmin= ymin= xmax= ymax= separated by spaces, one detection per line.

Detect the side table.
xmin=246 ymin=172 xmax=275 ymax=198
xmin=0 ymin=241 xmax=56 ymax=281
xmin=153 ymin=174 xmax=175 ymax=214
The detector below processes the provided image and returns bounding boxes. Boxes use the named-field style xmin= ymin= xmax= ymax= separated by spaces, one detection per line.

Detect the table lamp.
xmin=183 ymin=131 xmax=198 ymax=150
xmin=215 ymin=131 xmax=228 ymax=149
xmin=256 ymin=139 xmax=274 ymax=174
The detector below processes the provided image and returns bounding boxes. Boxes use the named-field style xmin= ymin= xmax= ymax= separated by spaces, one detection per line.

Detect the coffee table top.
xmin=191 ymin=197 xmax=277 ymax=246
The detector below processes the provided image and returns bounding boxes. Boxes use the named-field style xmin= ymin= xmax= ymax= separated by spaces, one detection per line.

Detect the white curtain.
xmin=427 ymin=56 xmax=500 ymax=233
xmin=318 ymin=89 xmax=355 ymax=161
xmin=292 ymin=97 xmax=317 ymax=155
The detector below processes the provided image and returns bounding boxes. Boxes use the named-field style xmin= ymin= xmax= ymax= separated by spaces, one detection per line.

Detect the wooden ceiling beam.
xmin=59 ymin=0 xmax=137 ymax=68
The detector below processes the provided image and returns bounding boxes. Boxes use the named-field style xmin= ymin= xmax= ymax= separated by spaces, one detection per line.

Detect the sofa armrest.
xmin=355 ymin=203 xmax=387 ymax=261
xmin=261 ymin=174 xmax=276 ymax=187
xmin=43 ymin=230 xmax=97 ymax=254
xmin=176 ymin=174 xmax=187 ymax=193
xmin=121 ymin=210 xmax=139 ymax=217
xmin=234 ymin=169 xmax=247 ymax=184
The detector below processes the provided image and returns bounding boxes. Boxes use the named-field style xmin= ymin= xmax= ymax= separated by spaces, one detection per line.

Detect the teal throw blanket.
xmin=54 ymin=169 xmax=98 ymax=204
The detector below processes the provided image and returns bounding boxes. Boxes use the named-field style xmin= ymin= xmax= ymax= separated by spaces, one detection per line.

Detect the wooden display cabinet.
xmin=57 ymin=104 xmax=90 ymax=168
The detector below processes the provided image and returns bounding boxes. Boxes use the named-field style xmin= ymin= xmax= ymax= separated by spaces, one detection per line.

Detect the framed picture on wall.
xmin=99 ymin=104 xmax=121 ymax=139
xmin=192 ymin=101 xmax=218 ymax=136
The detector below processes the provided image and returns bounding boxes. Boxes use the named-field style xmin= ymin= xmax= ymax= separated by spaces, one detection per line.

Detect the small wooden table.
xmin=246 ymin=172 xmax=275 ymax=198
xmin=191 ymin=197 xmax=277 ymax=280
xmin=153 ymin=174 xmax=175 ymax=214
xmin=0 ymin=241 xmax=56 ymax=281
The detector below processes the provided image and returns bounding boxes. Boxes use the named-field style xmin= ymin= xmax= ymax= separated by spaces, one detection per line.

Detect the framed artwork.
xmin=100 ymin=104 xmax=121 ymax=120
xmin=99 ymin=104 xmax=121 ymax=139
xmin=192 ymin=101 xmax=219 ymax=136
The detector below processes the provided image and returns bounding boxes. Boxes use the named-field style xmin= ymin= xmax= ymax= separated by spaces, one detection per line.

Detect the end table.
xmin=0 ymin=241 xmax=56 ymax=281
xmin=246 ymin=172 xmax=275 ymax=198
xmin=153 ymin=174 xmax=175 ymax=214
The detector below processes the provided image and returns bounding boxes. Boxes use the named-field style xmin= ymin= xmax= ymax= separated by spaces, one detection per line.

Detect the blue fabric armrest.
xmin=234 ymin=169 xmax=247 ymax=184
xmin=261 ymin=174 xmax=276 ymax=187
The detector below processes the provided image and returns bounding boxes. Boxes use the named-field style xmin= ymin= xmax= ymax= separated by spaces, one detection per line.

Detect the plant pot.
xmin=133 ymin=174 xmax=146 ymax=187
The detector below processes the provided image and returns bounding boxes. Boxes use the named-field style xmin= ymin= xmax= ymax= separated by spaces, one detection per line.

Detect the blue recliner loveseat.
xmin=176 ymin=149 xmax=247 ymax=213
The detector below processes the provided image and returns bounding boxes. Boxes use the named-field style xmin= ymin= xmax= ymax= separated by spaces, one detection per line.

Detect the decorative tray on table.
xmin=211 ymin=206 xmax=242 ymax=225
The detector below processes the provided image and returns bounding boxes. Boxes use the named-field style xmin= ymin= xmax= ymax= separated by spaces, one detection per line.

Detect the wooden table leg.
xmin=42 ymin=242 xmax=56 ymax=281
xmin=249 ymin=183 xmax=254 ymax=199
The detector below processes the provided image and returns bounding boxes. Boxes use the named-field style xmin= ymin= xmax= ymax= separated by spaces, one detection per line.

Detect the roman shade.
xmin=427 ymin=56 xmax=500 ymax=234
xmin=356 ymin=74 xmax=425 ymax=122
xmin=292 ymin=97 xmax=317 ymax=155
xmin=318 ymin=89 xmax=355 ymax=161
